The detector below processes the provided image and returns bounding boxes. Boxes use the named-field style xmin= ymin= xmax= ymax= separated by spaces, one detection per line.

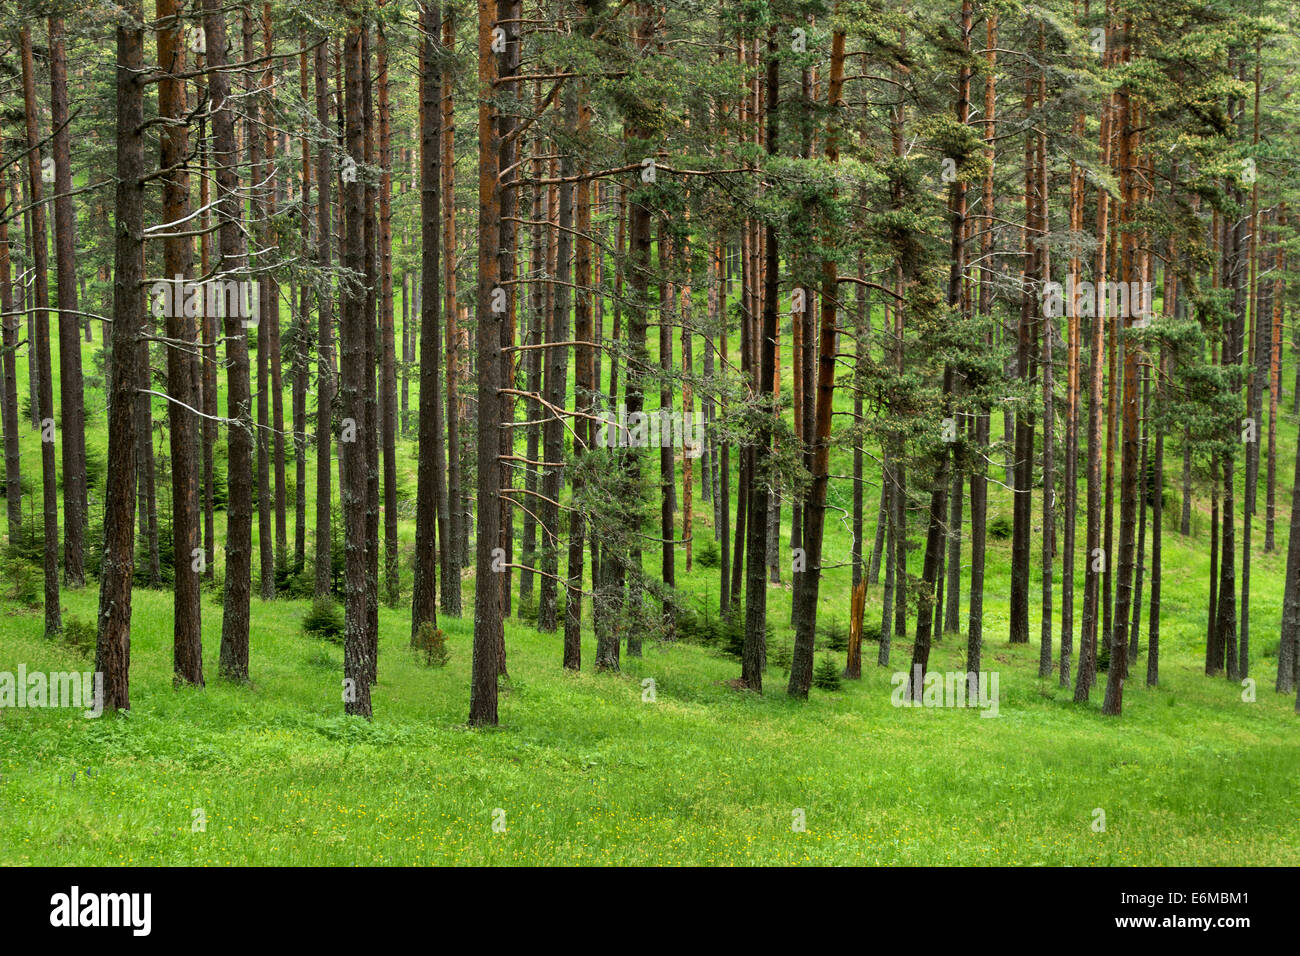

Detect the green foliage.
xmin=770 ymin=638 xmax=793 ymax=674
xmin=818 ymin=619 xmax=850 ymax=652
xmin=862 ymin=620 xmax=882 ymax=643
xmin=61 ymin=617 xmax=97 ymax=657
xmin=988 ymin=516 xmax=1012 ymax=540
xmin=413 ymin=621 xmax=449 ymax=668
xmin=721 ymin=609 xmax=745 ymax=659
xmin=1 ymin=555 xmax=42 ymax=609
xmin=276 ymin=561 xmax=315 ymax=600
xmin=813 ymin=656 xmax=843 ymax=692
xmin=302 ymin=596 xmax=344 ymax=645
xmin=696 ymin=538 xmax=721 ymax=569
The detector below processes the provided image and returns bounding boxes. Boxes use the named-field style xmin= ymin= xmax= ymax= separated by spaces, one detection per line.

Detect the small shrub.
xmin=62 ymin=616 xmax=97 ymax=657
xmin=818 ymin=619 xmax=849 ymax=652
xmin=687 ymin=606 xmax=722 ymax=646
xmin=813 ymin=656 xmax=843 ymax=691
xmin=988 ymin=516 xmax=1012 ymax=540
xmin=721 ymin=609 xmax=745 ymax=659
xmin=674 ymin=608 xmax=700 ymax=642
xmin=413 ymin=621 xmax=449 ymax=667
xmin=862 ymin=620 xmax=882 ymax=643
xmin=516 ymin=596 xmax=538 ymax=626
xmin=1 ymin=556 xmax=42 ymax=609
xmin=770 ymin=639 xmax=793 ymax=674
xmin=696 ymin=539 xmax=721 ymax=569
xmin=302 ymin=596 xmax=344 ymax=645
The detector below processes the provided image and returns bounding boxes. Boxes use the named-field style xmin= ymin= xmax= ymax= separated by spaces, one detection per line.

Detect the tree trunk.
xmin=19 ymin=27 xmax=62 ymax=637
xmin=208 ymin=0 xmax=254 ymax=681
xmin=96 ymin=3 xmax=146 ymax=712
xmin=412 ymin=0 xmax=444 ymax=641
xmin=469 ymin=0 xmax=504 ymax=725
xmin=313 ymin=37 xmax=336 ymax=599
xmin=441 ymin=7 xmax=464 ymax=614
xmin=340 ymin=18 xmax=373 ymax=716
xmin=157 ymin=0 xmax=203 ymax=686
xmin=0 ymin=165 xmax=22 ymax=544
xmin=48 ymin=16 xmax=88 ymax=588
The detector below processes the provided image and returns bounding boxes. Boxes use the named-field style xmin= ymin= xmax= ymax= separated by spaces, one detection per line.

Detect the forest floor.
xmin=1 ymin=567 xmax=1297 ymax=865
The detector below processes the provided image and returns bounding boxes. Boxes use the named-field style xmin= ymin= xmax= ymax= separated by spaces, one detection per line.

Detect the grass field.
xmin=1 ymin=558 xmax=1297 ymax=866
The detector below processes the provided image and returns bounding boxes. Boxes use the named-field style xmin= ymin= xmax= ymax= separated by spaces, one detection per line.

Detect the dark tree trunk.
xmin=157 ymin=0 xmax=203 ymax=686
xmin=565 ymin=42 xmax=594 ymax=671
xmin=244 ymin=6 xmax=275 ymax=602
xmin=96 ymin=4 xmax=146 ymax=712
xmin=469 ymin=0 xmax=504 ymax=725
xmin=48 ymin=16 xmax=88 ymax=588
xmin=441 ymin=6 xmax=463 ymax=615
xmin=340 ymin=19 xmax=373 ymax=716
xmin=741 ymin=29 xmax=780 ymax=693
xmin=20 ymin=28 xmax=62 ymax=637
xmin=539 ymin=106 xmax=574 ymax=634
xmin=789 ymin=21 xmax=843 ymax=698
xmin=313 ymin=37 xmax=336 ymax=599
xmin=0 ymin=167 xmax=22 ymax=545
xmin=264 ymin=5 xmax=288 ymax=583
xmin=206 ymin=0 xmax=253 ymax=681
xmin=412 ymin=0 xmax=443 ymax=642
xmin=378 ymin=20 xmax=401 ymax=609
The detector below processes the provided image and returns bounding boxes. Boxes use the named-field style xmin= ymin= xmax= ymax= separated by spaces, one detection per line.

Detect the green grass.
xmin=1 ymin=572 xmax=1296 ymax=866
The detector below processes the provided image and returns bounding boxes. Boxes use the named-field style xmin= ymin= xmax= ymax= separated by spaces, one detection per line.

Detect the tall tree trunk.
xmin=565 ymin=49 xmax=594 ymax=671
xmin=378 ymin=15 xmax=401 ymax=609
xmin=469 ymin=0 xmax=504 ymax=725
xmin=741 ymin=28 xmax=779 ymax=693
xmin=441 ymin=7 xmax=464 ymax=614
xmin=96 ymin=2 xmax=146 ymax=712
xmin=157 ymin=0 xmax=203 ymax=686
xmin=48 ymin=16 xmax=87 ymax=588
xmin=1147 ymin=348 xmax=1164 ymax=687
xmin=0 ymin=166 xmax=22 ymax=544
xmin=412 ymin=0 xmax=444 ymax=641
xmin=313 ymin=37 xmax=336 ymax=599
xmin=1102 ymin=32 xmax=1137 ymax=716
xmin=243 ymin=6 xmax=275 ymax=601
xmin=20 ymin=27 xmax=62 ymax=637
xmin=340 ymin=18 xmax=373 ymax=716
xmin=264 ymin=4 xmax=288 ymax=582
xmin=294 ymin=42 xmax=311 ymax=573
xmin=789 ymin=17 xmax=844 ymax=699
xmin=208 ymin=0 xmax=254 ymax=680
xmin=539 ymin=102 xmax=573 ymax=633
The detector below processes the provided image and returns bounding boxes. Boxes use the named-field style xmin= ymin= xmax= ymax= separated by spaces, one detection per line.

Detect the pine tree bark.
xmin=441 ymin=7 xmax=464 ymax=614
xmin=469 ymin=0 xmax=504 ymax=725
xmin=412 ymin=0 xmax=443 ymax=642
xmin=340 ymin=18 xmax=373 ymax=716
xmin=205 ymin=0 xmax=254 ymax=680
xmin=19 ymin=28 xmax=62 ymax=637
xmin=157 ymin=0 xmax=203 ymax=686
xmin=96 ymin=2 xmax=146 ymax=712
xmin=0 ymin=166 xmax=21 ymax=545
xmin=48 ymin=16 xmax=88 ymax=588
xmin=378 ymin=15 xmax=401 ymax=609
xmin=313 ymin=36 xmax=336 ymax=599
